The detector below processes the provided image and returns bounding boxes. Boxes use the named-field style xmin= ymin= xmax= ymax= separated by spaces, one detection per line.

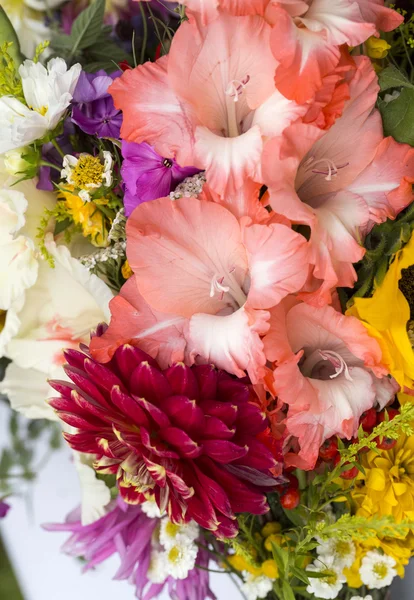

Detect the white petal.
xmin=0 ymin=362 xmax=57 ymax=420
xmin=73 ymin=453 xmax=112 ymax=526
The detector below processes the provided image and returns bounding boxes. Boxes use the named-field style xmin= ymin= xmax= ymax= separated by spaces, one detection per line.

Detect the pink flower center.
xmin=300 ymin=348 xmax=353 ymax=381
xmin=303 ymin=156 xmax=349 ymax=182
xmin=208 ymin=267 xmax=247 ymax=308
xmin=224 ymin=75 xmax=250 ymax=138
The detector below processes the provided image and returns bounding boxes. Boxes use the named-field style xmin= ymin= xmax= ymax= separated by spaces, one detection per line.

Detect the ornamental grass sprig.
xmin=0 ymin=42 xmax=24 ymax=101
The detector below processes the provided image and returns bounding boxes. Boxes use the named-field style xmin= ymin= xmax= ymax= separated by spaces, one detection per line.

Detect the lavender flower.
xmin=72 ymin=70 xmax=123 ymax=139
xmin=44 ymin=498 xmax=215 ymax=600
xmin=0 ymin=500 xmax=10 ymax=519
xmin=121 ymin=141 xmax=199 ymax=216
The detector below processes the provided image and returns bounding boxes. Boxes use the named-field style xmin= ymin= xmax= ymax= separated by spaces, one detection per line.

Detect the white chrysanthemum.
xmin=0 ymin=59 xmax=81 ymax=154
xmin=147 ymin=550 xmax=169 ymax=584
xmin=165 ymin=542 xmax=198 ymax=580
xmin=350 ymin=596 xmax=373 ymax=600
xmin=0 ymin=189 xmax=38 ymax=311
xmin=159 ymin=517 xmax=199 ymax=550
xmin=61 ymin=151 xmax=113 ymax=201
xmin=240 ymin=572 xmax=274 ymax=600
xmin=141 ymin=498 xmax=164 ymax=519
xmin=306 ymin=557 xmax=346 ymax=600
xmin=316 ymin=538 xmax=356 ymax=569
xmin=359 ymin=551 xmax=397 ymax=589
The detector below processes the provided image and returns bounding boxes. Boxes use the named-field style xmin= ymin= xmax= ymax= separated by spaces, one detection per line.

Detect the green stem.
xmin=51 ymin=138 xmax=65 ymax=159
xmin=400 ymin=28 xmax=414 ymax=79
xmin=139 ymin=2 xmax=148 ymax=64
xmin=39 ymin=160 xmax=61 ymax=173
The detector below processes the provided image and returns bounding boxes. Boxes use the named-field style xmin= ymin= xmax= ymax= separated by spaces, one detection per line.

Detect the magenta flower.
xmin=0 ymin=500 xmax=10 ymax=519
xmin=49 ymin=343 xmax=276 ymax=538
xmin=72 ymin=70 xmax=123 ymax=139
xmin=121 ymin=141 xmax=199 ymax=216
xmin=44 ymin=498 xmax=214 ymax=600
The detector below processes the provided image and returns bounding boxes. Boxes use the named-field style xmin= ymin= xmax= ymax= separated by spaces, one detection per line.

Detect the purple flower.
xmin=0 ymin=500 xmax=10 ymax=519
xmin=44 ymin=498 xmax=215 ymax=600
xmin=121 ymin=141 xmax=200 ymax=216
xmin=37 ymin=121 xmax=75 ymax=191
xmin=72 ymin=70 xmax=123 ymax=139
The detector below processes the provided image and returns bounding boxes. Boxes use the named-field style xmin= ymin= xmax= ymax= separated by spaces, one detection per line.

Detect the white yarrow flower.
xmin=141 ymin=498 xmax=164 ymax=519
xmin=240 ymin=572 xmax=274 ymax=600
xmin=306 ymin=557 xmax=346 ymax=599
xmin=165 ymin=542 xmax=198 ymax=579
xmin=316 ymin=538 xmax=356 ymax=569
xmin=159 ymin=517 xmax=199 ymax=550
xmin=359 ymin=551 xmax=397 ymax=589
xmin=61 ymin=151 xmax=113 ymax=201
xmin=0 ymin=58 xmax=81 ymax=154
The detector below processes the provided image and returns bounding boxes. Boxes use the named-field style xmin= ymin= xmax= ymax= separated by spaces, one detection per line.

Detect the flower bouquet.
xmin=1 ymin=1 xmax=414 ymax=599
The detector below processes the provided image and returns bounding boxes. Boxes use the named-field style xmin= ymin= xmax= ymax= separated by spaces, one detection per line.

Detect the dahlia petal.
xmin=89 ymin=277 xmax=187 ymax=369
xmin=162 ymin=395 xmax=205 ymax=437
xmin=160 ymin=427 xmax=202 ymax=458
xmin=244 ymin=222 xmax=310 ymax=309
xmin=63 ymin=348 xmax=87 ymax=370
xmin=165 ymin=468 xmax=195 ymax=499
xmin=234 ymin=438 xmax=277 ymax=471
xmin=109 ymin=56 xmax=195 ymax=165
xmin=141 ymin=456 xmax=168 ymax=487
xmin=126 ymin=196 xmax=248 ymax=318
xmin=234 ymin=402 xmax=267 ymax=435
xmin=186 ymin=481 xmax=221 ymax=532
xmin=188 ymin=306 xmax=269 ymax=383
xmin=225 ymin=463 xmax=278 ymax=488
xmin=48 ymin=396 xmax=77 ymax=413
xmin=270 ymin=5 xmax=341 ymax=103
xmin=110 ymin=386 xmax=151 ymax=428
xmin=193 ymin=464 xmax=234 ymax=519
xmin=202 ymin=439 xmax=248 ymax=463
xmin=83 ymin=358 xmax=125 ymax=394
xmin=57 ymin=411 xmax=104 ymax=431
xmin=63 ymin=365 xmax=112 ymax=410
xmin=136 ymin=397 xmax=170 ymax=429
xmin=164 ymin=363 xmax=199 ymax=398
xmin=129 ymin=362 xmax=172 ymax=403
xmin=140 ymin=427 xmax=178 ymax=459
xmin=70 ymin=389 xmax=116 ymax=423
xmin=217 ymin=377 xmax=250 ymax=404
xmin=63 ymin=431 xmax=100 ymax=454
xmin=48 ymin=379 xmax=75 ymax=398
xmin=114 ymin=344 xmax=158 ymax=383
xmin=198 ymin=400 xmax=238 ymax=426
xmin=214 ymin=515 xmax=240 ymax=539
xmin=193 ymin=365 xmax=219 ymax=400
xmin=203 ymin=416 xmax=235 ymax=440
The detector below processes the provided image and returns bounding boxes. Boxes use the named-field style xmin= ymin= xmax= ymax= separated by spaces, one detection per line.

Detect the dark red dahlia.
xmin=50 ymin=343 xmax=277 ymax=538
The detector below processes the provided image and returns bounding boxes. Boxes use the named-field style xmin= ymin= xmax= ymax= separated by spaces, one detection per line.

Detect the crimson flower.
xmin=50 ymin=342 xmax=276 ymax=538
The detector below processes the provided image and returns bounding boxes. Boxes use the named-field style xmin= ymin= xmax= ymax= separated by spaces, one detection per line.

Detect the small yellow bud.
xmin=261 ymin=522 xmax=282 ymax=538
xmin=122 ymin=260 xmax=133 ymax=279
xmin=365 ymin=36 xmax=391 ymax=59
xmin=261 ymin=559 xmax=279 ymax=579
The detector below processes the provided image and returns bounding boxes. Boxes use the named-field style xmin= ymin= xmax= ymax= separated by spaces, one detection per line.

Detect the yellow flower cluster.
xmin=365 ymin=36 xmax=391 ymax=59
xmin=58 ymin=186 xmax=109 ymax=247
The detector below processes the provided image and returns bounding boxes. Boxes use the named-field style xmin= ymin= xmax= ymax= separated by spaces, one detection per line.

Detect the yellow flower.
xmin=351 ymin=432 xmax=414 ymax=523
xmin=121 ymin=260 xmax=133 ymax=280
xmin=59 ymin=186 xmax=108 ymax=247
xmin=261 ymin=559 xmax=279 ymax=579
xmin=348 ymin=233 xmax=414 ymax=391
xmin=261 ymin=522 xmax=282 ymax=538
xmin=365 ymin=36 xmax=391 ymax=59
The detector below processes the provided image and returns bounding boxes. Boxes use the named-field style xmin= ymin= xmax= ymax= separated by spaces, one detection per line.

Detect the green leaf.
xmin=290 ymin=566 xmax=310 ymax=585
xmin=271 ymin=542 xmax=289 ymax=576
xmin=70 ymin=0 xmax=106 ymax=56
xmin=380 ymin=87 xmax=414 ymax=146
xmin=0 ymin=6 xmax=23 ymax=64
xmin=282 ymin=580 xmax=296 ymax=600
xmin=282 ymin=506 xmax=305 ymax=527
xmin=379 ymin=66 xmax=414 ymax=92
xmin=54 ymin=218 xmax=72 ymax=236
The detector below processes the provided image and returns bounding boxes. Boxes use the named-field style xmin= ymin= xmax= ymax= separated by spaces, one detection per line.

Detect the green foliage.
xmin=315 ymin=514 xmax=413 ymax=543
xmin=33 ymin=40 xmax=50 ymax=64
xmin=379 ymin=65 xmax=414 ymax=92
xmin=0 ymin=42 xmax=24 ymax=101
xmin=379 ymin=87 xmax=414 ymax=146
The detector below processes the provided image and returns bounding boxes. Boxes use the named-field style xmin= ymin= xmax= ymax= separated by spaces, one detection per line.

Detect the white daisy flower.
xmin=165 ymin=542 xmax=198 ymax=580
xmin=159 ymin=517 xmax=199 ymax=550
xmin=0 ymin=59 xmax=81 ymax=154
xmin=316 ymin=538 xmax=356 ymax=569
xmin=147 ymin=550 xmax=169 ymax=584
xmin=306 ymin=557 xmax=346 ymax=599
xmin=141 ymin=498 xmax=164 ymax=519
xmin=350 ymin=595 xmax=373 ymax=600
xmin=359 ymin=550 xmax=397 ymax=589
xmin=240 ymin=572 xmax=274 ymax=600
xmin=61 ymin=151 xmax=113 ymax=201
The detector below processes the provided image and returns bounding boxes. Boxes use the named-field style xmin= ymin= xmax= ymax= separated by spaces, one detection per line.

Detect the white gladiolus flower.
xmin=359 ymin=551 xmax=397 ymax=589
xmin=159 ymin=518 xmax=199 ymax=550
xmin=316 ymin=538 xmax=356 ymax=569
xmin=306 ymin=557 xmax=346 ymax=599
xmin=241 ymin=572 xmax=274 ymax=600
xmin=165 ymin=542 xmax=198 ymax=580
xmin=0 ymin=58 xmax=81 ymax=154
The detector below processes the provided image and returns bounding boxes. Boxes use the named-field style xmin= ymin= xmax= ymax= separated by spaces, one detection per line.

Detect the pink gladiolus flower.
xmin=110 ymin=13 xmax=306 ymax=198
xmin=263 ymin=300 xmax=399 ymax=470
xmin=90 ymin=197 xmax=310 ymax=383
xmin=262 ymin=57 xmax=414 ymax=306
xmin=268 ymin=0 xmax=403 ymax=103
xmin=50 ymin=344 xmax=278 ymax=538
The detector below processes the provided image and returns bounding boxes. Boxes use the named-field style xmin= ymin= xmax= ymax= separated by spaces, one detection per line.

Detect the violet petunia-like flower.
xmin=71 ymin=70 xmax=123 ymax=139
xmin=0 ymin=500 xmax=10 ymax=519
xmin=44 ymin=498 xmax=215 ymax=600
xmin=121 ymin=141 xmax=199 ymax=216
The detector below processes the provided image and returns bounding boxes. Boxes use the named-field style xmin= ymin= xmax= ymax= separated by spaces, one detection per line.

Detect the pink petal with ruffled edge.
xmin=126 ymin=196 xmax=249 ymax=318
xmin=199 ymin=179 xmax=270 ymax=223
xmin=109 ymin=56 xmax=195 ymax=166
xmin=358 ymin=0 xmax=404 ymax=32
xmin=188 ymin=305 xmax=270 ymax=383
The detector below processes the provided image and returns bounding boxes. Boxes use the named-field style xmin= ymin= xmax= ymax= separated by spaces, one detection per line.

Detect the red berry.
xmin=319 ymin=437 xmax=339 ymax=461
xmin=334 ymin=455 xmax=359 ymax=480
xmin=359 ymin=408 xmax=377 ymax=431
xmin=377 ymin=408 xmax=399 ymax=423
xmin=280 ymin=488 xmax=300 ymax=510
xmin=375 ymin=436 xmax=397 ymax=451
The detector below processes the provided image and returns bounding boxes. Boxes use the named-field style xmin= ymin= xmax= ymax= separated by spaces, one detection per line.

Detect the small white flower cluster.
xmin=240 ymin=572 xmax=274 ymax=600
xmin=170 ymin=172 xmax=206 ymax=200
xmin=107 ymin=208 xmax=126 ymax=243
xmin=306 ymin=538 xmax=397 ymax=600
xmin=350 ymin=596 xmax=373 ymax=600
xmin=147 ymin=517 xmax=200 ymax=584
xmin=79 ymin=240 xmax=127 ymax=271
